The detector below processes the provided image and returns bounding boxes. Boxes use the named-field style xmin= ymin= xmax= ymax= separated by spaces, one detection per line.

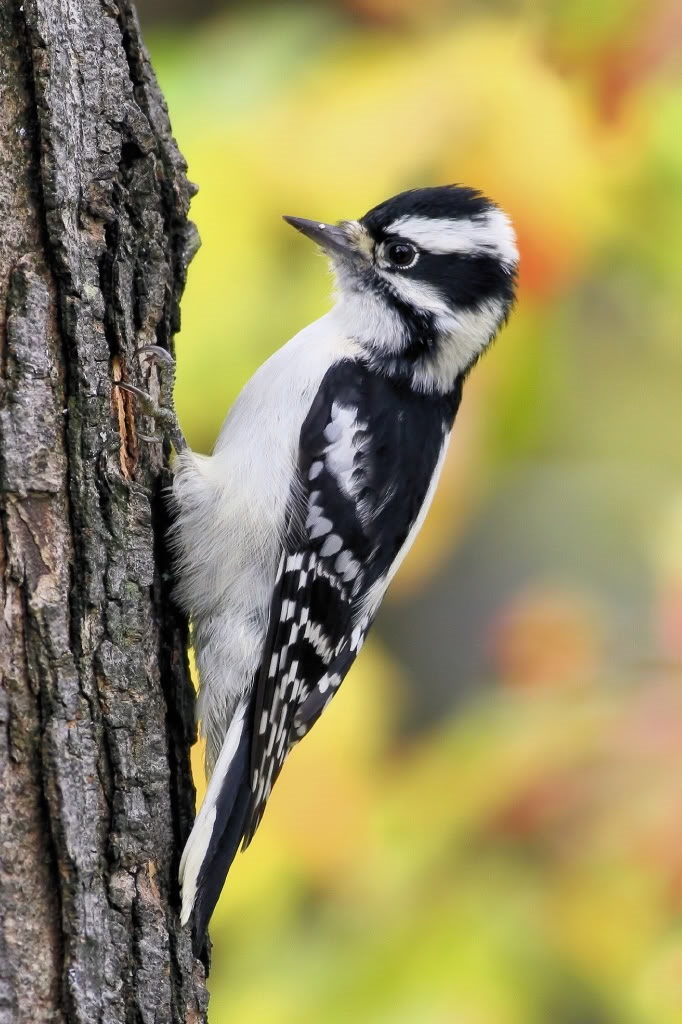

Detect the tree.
xmin=0 ymin=1 xmax=207 ymax=1020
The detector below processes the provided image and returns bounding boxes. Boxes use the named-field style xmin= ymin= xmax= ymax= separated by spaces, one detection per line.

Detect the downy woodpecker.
xmin=119 ymin=185 xmax=518 ymax=946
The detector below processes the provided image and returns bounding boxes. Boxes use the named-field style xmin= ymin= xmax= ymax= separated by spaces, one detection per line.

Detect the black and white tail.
xmin=179 ymin=701 xmax=252 ymax=945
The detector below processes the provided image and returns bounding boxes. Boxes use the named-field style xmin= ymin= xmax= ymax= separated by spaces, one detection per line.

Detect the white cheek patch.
xmin=376 ymin=272 xmax=452 ymax=318
xmin=370 ymin=267 xmax=507 ymax=391
xmin=386 ymin=208 xmax=518 ymax=267
xmin=410 ymin=296 xmax=507 ymax=393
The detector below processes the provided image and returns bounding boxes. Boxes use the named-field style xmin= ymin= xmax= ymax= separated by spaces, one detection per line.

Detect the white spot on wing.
xmin=305 ymin=621 xmax=334 ymax=663
xmin=335 ymin=550 xmax=359 ymax=581
xmin=307 ymin=512 xmax=332 ymax=539
xmin=320 ymin=534 xmax=343 ymax=557
xmin=324 ymin=402 xmax=356 ymax=443
xmin=322 ymin=402 xmax=369 ymax=499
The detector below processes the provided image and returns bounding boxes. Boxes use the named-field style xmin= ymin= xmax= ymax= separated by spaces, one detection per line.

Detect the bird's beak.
xmin=283 ymin=216 xmax=358 ymax=259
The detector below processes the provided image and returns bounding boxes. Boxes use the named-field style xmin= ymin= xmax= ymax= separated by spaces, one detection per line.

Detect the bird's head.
xmin=284 ymin=185 xmax=518 ymax=394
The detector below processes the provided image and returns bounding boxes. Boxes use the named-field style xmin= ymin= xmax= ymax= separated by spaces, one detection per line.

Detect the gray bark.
xmin=0 ymin=1 xmax=207 ymax=1021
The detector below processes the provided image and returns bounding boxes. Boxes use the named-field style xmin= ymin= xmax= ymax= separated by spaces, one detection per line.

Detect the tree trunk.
xmin=0 ymin=1 xmax=207 ymax=1021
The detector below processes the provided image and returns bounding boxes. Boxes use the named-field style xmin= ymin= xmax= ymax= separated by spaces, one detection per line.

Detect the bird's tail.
xmin=179 ymin=700 xmax=251 ymax=948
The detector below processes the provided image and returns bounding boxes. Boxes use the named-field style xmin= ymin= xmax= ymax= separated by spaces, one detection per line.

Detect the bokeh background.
xmin=141 ymin=1 xmax=682 ymax=1020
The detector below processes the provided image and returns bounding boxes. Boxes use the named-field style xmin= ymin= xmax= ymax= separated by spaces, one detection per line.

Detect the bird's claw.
xmin=116 ymin=380 xmax=151 ymax=404
xmin=114 ymin=358 xmax=186 ymax=454
xmin=115 ymin=380 xmax=161 ymax=421
xmin=137 ymin=344 xmax=175 ymax=367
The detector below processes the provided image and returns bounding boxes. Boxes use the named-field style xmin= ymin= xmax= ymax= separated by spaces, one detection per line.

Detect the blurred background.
xmin=142 ymin=1 xmax=682 ymax=1020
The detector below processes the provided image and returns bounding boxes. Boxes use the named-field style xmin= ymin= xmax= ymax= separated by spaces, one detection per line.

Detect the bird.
xmin=118 ymin=184 xmax=518 ymax=948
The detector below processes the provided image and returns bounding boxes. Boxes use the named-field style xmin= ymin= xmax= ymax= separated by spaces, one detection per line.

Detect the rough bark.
xmin=0 ymin=1 xmax=206 ymax=1021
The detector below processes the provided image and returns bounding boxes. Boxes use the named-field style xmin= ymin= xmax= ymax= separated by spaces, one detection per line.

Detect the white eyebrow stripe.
xmin=386 ymin=209 xmax=518 ymax=266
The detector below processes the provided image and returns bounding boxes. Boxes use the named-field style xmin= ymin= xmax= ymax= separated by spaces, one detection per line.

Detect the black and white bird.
xmin=123 ymin=185 xmax=518 ymax=945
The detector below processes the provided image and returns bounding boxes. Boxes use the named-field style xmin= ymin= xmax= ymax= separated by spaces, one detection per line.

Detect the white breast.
xmin=170 ymin=313 xmax=359 ymax=772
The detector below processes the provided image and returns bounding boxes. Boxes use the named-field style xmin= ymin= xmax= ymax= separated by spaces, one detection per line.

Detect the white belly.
xmin=170 ymin=314 xmax=359 ymax=771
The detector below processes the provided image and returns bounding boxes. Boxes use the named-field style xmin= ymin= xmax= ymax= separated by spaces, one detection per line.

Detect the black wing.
xmin=243 ymin=360 xmax=461 ymax=844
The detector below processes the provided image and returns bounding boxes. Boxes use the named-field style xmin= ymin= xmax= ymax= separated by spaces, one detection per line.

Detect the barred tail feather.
xmin=179 ymin=700 xmax=251 ymax=946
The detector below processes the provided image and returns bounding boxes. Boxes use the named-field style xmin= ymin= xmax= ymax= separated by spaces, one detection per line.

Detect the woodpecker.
xmin=119 ymin=185 xmax=518 ymax=946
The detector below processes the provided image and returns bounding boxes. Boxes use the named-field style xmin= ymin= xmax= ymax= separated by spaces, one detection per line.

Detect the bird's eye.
xmin=386 ymin=241 xmax=418 ymax=268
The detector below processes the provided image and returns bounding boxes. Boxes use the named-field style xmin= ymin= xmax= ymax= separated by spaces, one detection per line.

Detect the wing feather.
xmin=242 ymin=360 xmax=458 ymax=844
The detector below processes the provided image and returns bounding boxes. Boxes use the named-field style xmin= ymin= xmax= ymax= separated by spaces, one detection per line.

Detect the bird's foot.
xmin=116 ymin=345 xmax=187 ymax=452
